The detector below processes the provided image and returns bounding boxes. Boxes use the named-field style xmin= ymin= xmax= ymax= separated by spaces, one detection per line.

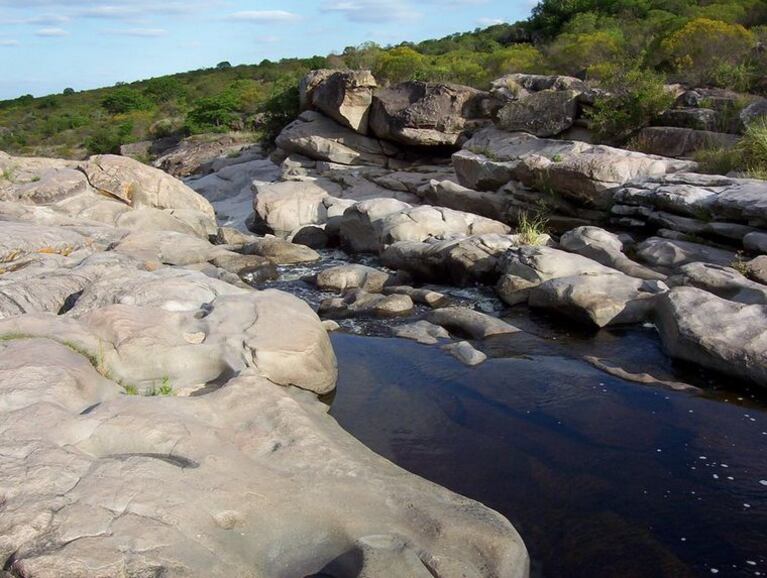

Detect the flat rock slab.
xmin=428 ymin=307 xmax=520 ymax=339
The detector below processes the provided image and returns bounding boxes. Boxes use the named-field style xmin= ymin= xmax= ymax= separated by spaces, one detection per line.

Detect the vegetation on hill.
xmin=1 ymin=0 xmax=767 ymax=159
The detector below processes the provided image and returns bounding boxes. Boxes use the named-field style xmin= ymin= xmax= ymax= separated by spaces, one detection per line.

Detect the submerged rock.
xmin=443 ymin=340 xmax=488 ymax=366
xmin=394 ymin=320 xmax=451 ymax=344
xmin=428 ymin=307 xmax=520 ymax=339
xmin=316 ymin=264 xmax=391 ymax=293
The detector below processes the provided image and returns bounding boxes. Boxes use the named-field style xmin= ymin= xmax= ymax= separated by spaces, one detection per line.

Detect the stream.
xmin=258 ymin=251 xmax=767 ymax=578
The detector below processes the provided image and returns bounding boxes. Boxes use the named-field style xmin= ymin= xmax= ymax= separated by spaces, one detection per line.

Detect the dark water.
xmin=327 ymin=327 xmax=767 ymax=578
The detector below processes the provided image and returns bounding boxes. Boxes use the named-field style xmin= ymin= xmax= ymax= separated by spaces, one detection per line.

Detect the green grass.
xmin=516 ymin=211 xmax=550 ymax=245
xmin=146 ymin=377 xmax=175 ymax=397
xmin=695 ymin=118 xmax=767 ymax=180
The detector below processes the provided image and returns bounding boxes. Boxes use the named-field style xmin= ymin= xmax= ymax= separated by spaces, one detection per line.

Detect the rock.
xmin=490 ymin=74 xmax=588 ymax=102
xmin=276 ymin=111 xmax=400 ymax=167
xmin=309 ymin=70 xmax=377 ymax=133
xmin=747 ymin=255 xmax=767 ymax=284
xmin=634 ymin=127 xmax=739 ymax=158
xmin=709 ymin=179 xmax=767 ymax=225
xmin=383 ymin=234 xmax=551 ymax=287
xmin=209 ymin=252 xmax=278 ymax=282
xmin=119 ymin=139 xmax=153 ymax=160
xmin=292 ymin=225 xmax=329 ymax=249
xmin=656 ymin=287 xmax=767 ymax=387
xmin=497 ymin=89 xmax=579 ymax=137
xmin=559 ymin=226 xmax=666 ymax=280
xmin=636 ymin=237 xmax=737 ymax=270
xmin=383 ymin=286 xmax=449 ymax=308
xmin=654 ymin=108 xmax=718 ymax=131
xmin=153 ymin=134 xmax=259 ymax=178
xmin=80 ymin=154 xmax=216 ymax=222
xmin=242 ymin=236 xmax=320 ymax=264
xmin=669 ymin=262 xmax=767 ymax=304
xmin=529 ymin=273 xmax=668 ymax=327
xmin=740 ymin=99 xmax=767 ymax=127
xmin=452 ymin=150 xmax=517 ymax=191
xmin=423 ymin=179 xmax=510 ymax=220
xmin=316 ymin=264 xmax=391 ymax=293
xmin=321 ymin=319 xmax=341 ymax=332
xmin=427 ymin=307 xmax=520 ymax=339
xmin=393 ymin=320 xmax=450 ymax=344
xmin=443 ymin=341 xmax=487 ymax=366
xmin=252 ymin=180 xmax=330 ymax=236
xmin=337 ymin=198 xmax=413 ymax=253
xmin=744 ymin=231 xmax=767 ymax=253
xmin=496 ymin=246 xmax=617 ymax=305
xmin=369 ymin=81 xmax=488 ymax=147
xmin=319 ymin=289 xmax=413 ymax=318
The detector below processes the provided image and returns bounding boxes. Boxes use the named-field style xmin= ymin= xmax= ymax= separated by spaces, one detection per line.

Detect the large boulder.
xmin=656 ymin=287 xmax=767 ymax=388
xmin=276 ymin=111 xmax=400 ymax=167
xmin=496 ymin=89 xmax=579 ymax=137
xmin=306 ymin=70 xmax=377 ymax=134
xmin=490 ymin=74 xmax=588 ymax=103
xmin=669 ymin=262 xmax=767 ymax=304
xmin=496 ymin=245 xmax=617 ymax=305
xmin=316 ymin=264 xmax=391 ymax=293
xmin=634 ymin=127 xmax=739 ymax=158
xmin=559 ymin=226 xmax=666 ymax=280
xmin=369 ymin=81 xmax=489 ymax=147
xmin=252 ymin=180 xmax=331 ymax=236
xmin=529 ymin=273 xmax=668 ymax=327
xmin=635 ymin=237 xmax=737 ymax=270
xmin=153 ymin=134 xmax=260 ymax=178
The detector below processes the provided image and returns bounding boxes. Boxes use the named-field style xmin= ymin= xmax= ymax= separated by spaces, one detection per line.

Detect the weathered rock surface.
xmin=276 ymin=111 xmax=400 ymax=167
xmin=497 ymin=89 xmax=579 ymax=137
xmin=529 ymin=273 xmax=668 ymax=327
xmin=559 ymin=226 xmax=666 ymax=280
xmin=443 ymin=340 xmax=488 ymax=366
xmin=370 ymin=81 xmax=488 ymax=147
xmin=636 ymin=237 xmax=736 ymax=270
xmin=656 ymin=287 xmax=767 ymax=388
xmin=635 ymin=127 xmax=739 ymax=158
xmin=393 ymin=320 xmax=451 ymax=344
xmin=319 ymin=288 xmax=414 ymax=318
xmin=153 ymin=134 xmax=260 ymax=178
xmin=316 ymin=264 xmax=391 ymax=293
xmin=252 ymin=180 xmax=331 ymax=236
xmin=490 ymin=74 xmax=588 ymax=103
xmin=307 ymin=70 xmax=377 ymax=133
xmin=669 ymin=262 xmax=767 ymax=304
xmin=428 ymin=307 xmax=520 ymax=339
xmin=496 ymin=246 xmax=617 ymax=305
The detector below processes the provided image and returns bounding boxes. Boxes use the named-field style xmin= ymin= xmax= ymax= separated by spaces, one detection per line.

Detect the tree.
xmin=374 ymin=46 xmax=428 ymax=84
xmin=62 ymin=87 xmax=75 ymax=95
xmin=216 ymin=61 xmax=232 ymax=69
xmin=101 ymin=88 xmax=152 ymax=114
xmin=185 ymin=91 xmax=240 ymax=133
xmin=143 ymin=77 xmax=187 ymax=103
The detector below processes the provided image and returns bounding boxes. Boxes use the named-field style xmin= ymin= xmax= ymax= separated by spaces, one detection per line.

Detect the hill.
xmin=1 ymin=0 xmax=767 ymax=159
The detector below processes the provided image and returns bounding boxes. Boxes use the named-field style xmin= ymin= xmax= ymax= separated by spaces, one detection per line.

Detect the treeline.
xmin=1 ymin=0 xmax=767 ymax=158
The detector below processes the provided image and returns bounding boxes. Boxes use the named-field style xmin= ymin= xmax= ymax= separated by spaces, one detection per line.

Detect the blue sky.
xmin=0 ymin=0 xmax=534 ymax=100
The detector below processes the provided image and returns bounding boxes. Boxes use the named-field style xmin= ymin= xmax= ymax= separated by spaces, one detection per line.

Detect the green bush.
xmin=589 ymin=69 xmax=674 ymax=143
xmin=259 ymin=78 xmax=300 ymax=148
xmin=695 ymin=118 xmax=767 ymax=179
xmin=84 ymin=121 xmax=133 ymax=155
xmin=101 ymin=88 xmax=152 ymax=115
xmin=185 ymin=92 xmax=240 ymax=133
xmin=143 ymin=77 xmax=187 ymax=103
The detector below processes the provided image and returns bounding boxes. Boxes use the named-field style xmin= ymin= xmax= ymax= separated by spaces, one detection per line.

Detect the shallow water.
xmin=258 ymin=252 xmax=767 ymax=578
xmin=327 ymin=328 xmax=767 ymax=578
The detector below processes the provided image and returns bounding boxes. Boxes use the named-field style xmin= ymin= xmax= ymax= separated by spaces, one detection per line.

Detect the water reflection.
xmin=328 ymin=332 xmax=767 ymax=578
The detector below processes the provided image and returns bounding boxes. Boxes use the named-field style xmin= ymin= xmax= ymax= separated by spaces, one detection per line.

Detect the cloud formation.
xmin=35 ymin=27 xmax=69 ymax=36
xmin=323 ymin=0 xmax=421 ymax=23
xmin=107 ymin=27 xmax=166 ymax=36
xmin=0 ymin=38 xmax=19 ymax=46
xmin=226 ymin=10 xmax=300 ymax=23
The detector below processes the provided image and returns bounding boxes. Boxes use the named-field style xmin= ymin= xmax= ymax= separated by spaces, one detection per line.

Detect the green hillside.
xmin=2 ymin=0 xmax=767 ymax=159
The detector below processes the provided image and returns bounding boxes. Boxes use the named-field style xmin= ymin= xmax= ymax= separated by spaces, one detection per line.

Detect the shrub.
xmin=485 ymin=44 xmax=547 ymax=76
xmin=547 ymin=30 xmax=625 ymax=76
xmin=143 ymin=77 xmax=187 ymax=103
xmin=216 ymin=61 xmax=232 ymax=69
xmin=695 ymin=118 xmax=767 ymax=179
xmin=62 ymin=87 xmax=75 ymax=95
xmin=660 ymin=18 xmax=755 ymax=85
xmin=374 ymin=46 xmax=428 ymax=84
xmin=185 ymin=92 xmax=240 ymax=133
xmin=85 ymin=122 xmax=133 ymax=155
xmin=259 ymin=78 xmax=300 ymax=147
xmin=589 ymin=69 xmax=674 ymax=143
xmin=101 ymin=88 xmax=152 ymax=114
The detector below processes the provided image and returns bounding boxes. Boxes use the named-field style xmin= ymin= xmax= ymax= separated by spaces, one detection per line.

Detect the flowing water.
xmin=258 ymin=252 xmax=767 ymax=578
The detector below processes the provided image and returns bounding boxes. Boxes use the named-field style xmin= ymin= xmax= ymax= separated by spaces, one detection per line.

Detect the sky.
xmin=0 ymin=0 xmax=535 ymax=100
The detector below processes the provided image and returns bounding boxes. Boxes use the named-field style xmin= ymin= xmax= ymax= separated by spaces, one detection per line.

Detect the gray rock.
xmin=559 ymin=226 xmax=666 ymax=280
xmin=747 ymin=255 xmax=767 ymax=284
xmin=276 ymin=111 xmax=400 ymax=167
xmin=423 ymin=179 xmax=510 ymax=220
xmin=309 ymin=70 xmax=377 ymax=133
xmin=316 ymin=264 xmax=391 ymax=293
xmin=443 ymin=340 xmax=488 ymax=366
xmin=252 ymin=180 xmax=330 ymax=236
xmin=744 ymin=231 xmax=767 ymax=254
xmin=496 ymin=246 xmax=617 ymax=305
xmin=292 ymin=225 xmax=329 ymax=249
xmin=497 ymin=89 xmax=579 ymax=137
xmin=656 ymin=287 xmax=767 ymax=388
xmin=635 ymin=127 xmax=739 ymax=158
xmin=529 ymin=273 xmax=668 ymax=327
xmin=636 ymin=237 xmax=737 ymax=270
xmin=669 ymin=262 xmax=767 ymax=304
xmin=654 ymin=108 xmax=719 ymax=131
xmin=383 ymin=285 xmax=449 ymax=308
xmin=242 ymin=236 xmax=320 ymax=264
xmin=393 ymin=320 xmax=450 ymax=344
xmin=319 ymin=288 xmax=413 ymax=318
xmin=428 ymin=307 xmax=520 ymax=339
xmin=369 ymin=81 xmax=487 ymax=147
xmin=740 ymin=99 xmax=767 ymax=127
xmin=490 ymin=74 xmax=588 ymax=102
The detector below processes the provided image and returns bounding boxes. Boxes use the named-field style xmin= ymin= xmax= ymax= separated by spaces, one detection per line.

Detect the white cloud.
xmin=476 ymin=17 xmax=506 ymax=26
xmin=107 ymin=27 xmax=166 ymax=36
xmin=255 ymin=35 xmax=280 ymax=44
xmin=0 ymin=38 xmax=19 ymax=46
xmin=226 ymin=10 xmax=300 ymax=23
xmin=35 ymin=26 xmax=69 ymax=36
xmin=0 ymin=13 xmax=70 ymax=25
xmin=323 ymin=0 xmax=421 ymax=23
